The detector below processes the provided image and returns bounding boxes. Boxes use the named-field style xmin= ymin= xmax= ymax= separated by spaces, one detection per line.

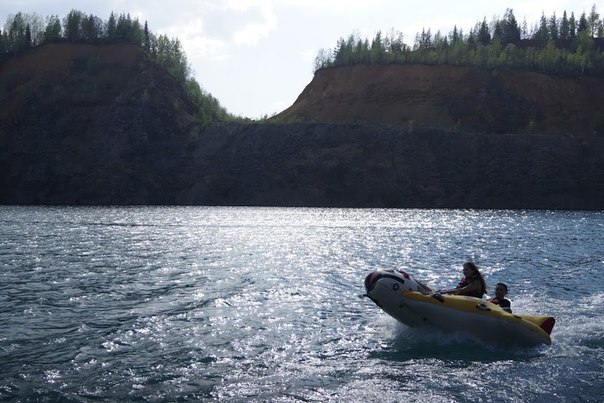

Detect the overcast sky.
xmin=1 ymin=0 xmax=598 ymax=118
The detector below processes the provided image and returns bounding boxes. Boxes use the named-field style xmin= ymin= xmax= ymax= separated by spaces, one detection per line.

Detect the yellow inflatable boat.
xmin=364 ymin=269 xmax=555 ymax=347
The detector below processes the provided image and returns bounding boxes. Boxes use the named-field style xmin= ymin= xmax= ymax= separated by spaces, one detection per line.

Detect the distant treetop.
xmin=314 ymin=5 xmax=604 ymax=77
xmin=0 ymin=10 xmax=192 ymax=81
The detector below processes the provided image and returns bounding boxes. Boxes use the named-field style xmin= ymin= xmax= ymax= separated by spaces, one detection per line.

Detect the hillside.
xmin=275 ymin=64 xmax=604 ymax=136
xmin=0 ymin=43 xmax=603 ymax=209
xmin=0 ymin=42 xmax=201 ymax=133
xmin=0 ymin=42 xmax=203 ymax=204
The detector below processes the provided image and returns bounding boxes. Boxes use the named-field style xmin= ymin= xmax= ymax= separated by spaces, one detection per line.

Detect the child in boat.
xmin=488 ymin=282 xmax=512 ymax=313
xmin=443 ymin=261 xmax=487 ymax=298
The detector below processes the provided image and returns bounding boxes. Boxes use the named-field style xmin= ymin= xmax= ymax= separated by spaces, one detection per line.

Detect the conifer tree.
xmin=477 ymin=18 xmax=491 ymax=45
xmin=0 ymin=29 xmax=5 ymax=54
xmin=63 ymin=9 xmax=83 ymax=41
xmin=7 ymin=12 xmax=27 ymax=53
xmin=560 ymin=11 xmax=570 ymax=40
xmin=549 ymin=13 xmax=559 ymax=40
xmin=144 ymin=21 xmax=150 ymax=50
xmin=43 ymin=15 xmax=62 ymax=42
xmin=371 ymin=31 xmax=384 ymax=63
xmin=501 ymin=9 xmax=521 ymax=46
xmin=535 ymin=13 xmax=549 ymax=43
xmin=24 ymin=25 xmax=31 ymax=49
xmin=569 ymin=12 xmax=577 ymax=39
xmin=578 ymin=12 xmax=588 ymax=33
xmin=106 ymin=12 xmax=117 ymax=39
xmin=588 ymin=5 xmax=601 ymax=37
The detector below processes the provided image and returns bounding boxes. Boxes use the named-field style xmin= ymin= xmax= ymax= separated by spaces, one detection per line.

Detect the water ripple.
xmin=1 ymin=206 xmax=602 ymax=401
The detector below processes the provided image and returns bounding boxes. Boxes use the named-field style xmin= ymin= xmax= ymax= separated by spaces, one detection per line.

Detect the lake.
xmin=1 ymin=206 xmax=602 ymax=401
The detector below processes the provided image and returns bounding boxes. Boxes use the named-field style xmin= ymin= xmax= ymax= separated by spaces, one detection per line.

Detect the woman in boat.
xmin=488 ymin=282 xmax=512 ymax=313
xmin=443 ymin=261 xmax=487 ymax=298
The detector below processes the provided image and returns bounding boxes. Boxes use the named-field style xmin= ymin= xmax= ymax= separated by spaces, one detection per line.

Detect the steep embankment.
xmin=0 ymin=42 xmax=199 ymax=134
xmin=276 ymin=64 xmax=604 ymax=136
xmin=0 ymin=42 xmax=201 ymax=204
xmin=1 ymin=44 xmax=603 ymax=209
xmin=2 ymin=120 xmax=603 ymax=209
xmin=184 ymin=123 xmax=604 ymax=209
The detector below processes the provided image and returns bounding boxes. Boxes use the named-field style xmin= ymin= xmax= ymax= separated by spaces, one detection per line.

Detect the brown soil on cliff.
xmin=275 ymin=64 xmax=604 ymax=136
xmin=0 ymin=42 xmax=200 ymax=137
xmin=0 ymin=42 xmax=146 ymax=120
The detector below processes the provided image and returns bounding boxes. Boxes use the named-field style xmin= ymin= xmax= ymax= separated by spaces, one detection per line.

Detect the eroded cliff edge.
xmin=276 ymin=64 xmax=604 ymax=136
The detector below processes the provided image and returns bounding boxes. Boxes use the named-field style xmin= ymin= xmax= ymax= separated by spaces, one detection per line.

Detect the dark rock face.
xmin=187 ymin=124 xmax=604 ymax=210
xmin=2 ymin=122 xmax=602 ymax=209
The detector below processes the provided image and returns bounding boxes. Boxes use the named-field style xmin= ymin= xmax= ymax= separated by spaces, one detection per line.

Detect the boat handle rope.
xmin=476 ymin=303 xmax=491 ymax=311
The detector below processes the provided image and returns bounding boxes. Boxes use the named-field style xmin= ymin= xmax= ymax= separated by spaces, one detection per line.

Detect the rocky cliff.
xmin=2 ymin=121 xmax=603 ymax=209
xmin=1 ymin=44 xmax=603 ymax=209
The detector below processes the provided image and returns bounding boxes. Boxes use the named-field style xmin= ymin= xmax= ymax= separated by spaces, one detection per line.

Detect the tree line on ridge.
xmin=314 ymin=6 xmax=604 ymax=77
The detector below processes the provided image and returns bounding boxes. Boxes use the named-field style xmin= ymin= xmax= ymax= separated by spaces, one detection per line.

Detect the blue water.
xmin=1 ymin=206 xmax=603 ymax=401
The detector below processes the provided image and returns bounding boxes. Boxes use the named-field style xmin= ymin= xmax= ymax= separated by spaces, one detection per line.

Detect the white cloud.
xmin=231 ymin=2 xmax=276 ymax=45
xmin=277 ymin=0 xmax=383 ymax=12
xmin=226 ymin=0 xmax=269 ymax=11
xmin=175 ymin=1 xmax=278 ymax=61
xmin=301 ymin=48 xmax=317 ymax=61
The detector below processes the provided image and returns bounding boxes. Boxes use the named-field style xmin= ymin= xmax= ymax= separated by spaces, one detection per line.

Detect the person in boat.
xmin=488 ymin=282 xmax=512 ymax=313
xmin=442 ymin=261 xmax=487 ymax=298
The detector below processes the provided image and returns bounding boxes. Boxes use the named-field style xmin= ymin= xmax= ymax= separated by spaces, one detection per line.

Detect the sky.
xmin=0 ymin=0 xmax=598 ymax=118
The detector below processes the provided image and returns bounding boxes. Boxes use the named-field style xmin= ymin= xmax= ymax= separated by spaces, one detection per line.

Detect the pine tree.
xmin=7 ymin=12 xmax=27 ymax=54
xmin=81 ymin=14 xmax=100 ymax=41
xmin=588 ymin=5 xmax=601 ymax=37
xmin=449 ymin=25 xmax=460 ymax=45
xmin=560 ymin=11 xmax=570 ymax=40
xmin=370 ymin=31 xmax=384 ymax=63
xmin=144 ymin=21 xmax=150 ymax=50
xmin=569 ymin=12 xmax=577 ymax=39
xmin=115 ymin=13 xmax=129 ymax=39
xmin=63 ymin=9 xmax=83 ymax=41
xmin=578 ymin=12 xmax=588 ymax=34
xmin=549 ymin=13 xmax=559 ymax=40
xmin=43 ymin=15 xmax=62 ymax=42
xmin=477 ymin=18 xmax=491 ymax=45
xmin=535 ymin=13 xmax=549 ymax=43
xmin=502 ymin=9 xmax=521 ymax=46
xmin=25 ymin=25 xmax=32 ymax=49
xmin=106 ymin=12 xmax=117 ymax=39
xmin=126 ymin=17 xmax=144 ymax=45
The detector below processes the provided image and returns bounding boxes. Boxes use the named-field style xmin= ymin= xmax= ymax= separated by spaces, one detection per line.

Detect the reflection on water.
xmin=0 ymin=206 xmax=602 ymax=401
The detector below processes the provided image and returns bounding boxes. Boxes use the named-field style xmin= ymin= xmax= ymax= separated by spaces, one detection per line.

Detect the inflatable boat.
xmin=364 ymin=269 xmax=555 ymax=347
